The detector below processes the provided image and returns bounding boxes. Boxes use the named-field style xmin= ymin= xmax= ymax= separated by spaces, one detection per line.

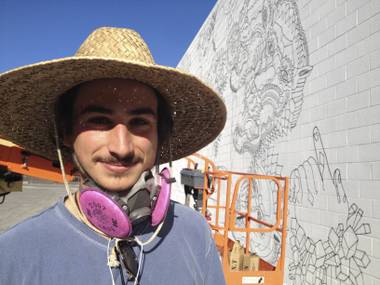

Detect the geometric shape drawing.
xmin=288 ymin=127 xmax=372 ymax=285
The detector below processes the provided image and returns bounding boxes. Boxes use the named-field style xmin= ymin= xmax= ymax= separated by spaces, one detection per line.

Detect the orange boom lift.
xmin=184 ymin=153 xmax=289 ymax=285
xmin=0 ymin=138 xmax=75 ymax=183
xmin=0 ymin=138 xmax=75 ymax=203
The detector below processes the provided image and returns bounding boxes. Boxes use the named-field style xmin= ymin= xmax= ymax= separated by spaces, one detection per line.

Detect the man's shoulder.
xmin=168 ymin=200 xmax=211 ymax=234
xmin=0 ymin=202 xmax=64 ymax=276
xmin=170 ymin=200 xmax=205 ymax=220
xmin=0 ymin=201 xmax=61 ymax=243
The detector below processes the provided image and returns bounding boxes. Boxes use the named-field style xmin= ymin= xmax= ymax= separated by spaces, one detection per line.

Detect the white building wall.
xmin=176 ymin=0 xmax=380 ymax=284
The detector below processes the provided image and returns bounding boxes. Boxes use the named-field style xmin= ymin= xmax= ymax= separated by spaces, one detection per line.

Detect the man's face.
xmin=66 ymin=78 xmax=158 ymax=192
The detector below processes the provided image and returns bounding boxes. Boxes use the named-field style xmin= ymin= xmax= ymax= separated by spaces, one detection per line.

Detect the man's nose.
xmin=108 ymin=124 xmax=134 ymax=159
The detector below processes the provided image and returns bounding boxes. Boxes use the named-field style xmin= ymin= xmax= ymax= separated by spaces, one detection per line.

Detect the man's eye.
xmin=130 ymin=118 xmax=149 ymax=126
xmin=87 ymin=117 xmax=112 ymax=125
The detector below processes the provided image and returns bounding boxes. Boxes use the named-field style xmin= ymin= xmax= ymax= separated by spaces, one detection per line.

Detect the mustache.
xmin=94 ymin=153 xmax=140 ymax=166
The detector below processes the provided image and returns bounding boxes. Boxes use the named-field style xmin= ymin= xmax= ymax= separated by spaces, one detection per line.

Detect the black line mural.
xmin=288 ymin=127 xmax=371 ymax=285
xmin=178 ymin=0 xmax=373 ymax=283
xmin=230 ymin=0 xmax=312 ymax=159
xmin=180 ymin=0 xmax=313 ymax=267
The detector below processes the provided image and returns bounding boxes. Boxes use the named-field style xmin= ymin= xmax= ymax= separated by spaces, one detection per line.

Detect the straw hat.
xmin=0 ymin=27 xmax=226 ymax=163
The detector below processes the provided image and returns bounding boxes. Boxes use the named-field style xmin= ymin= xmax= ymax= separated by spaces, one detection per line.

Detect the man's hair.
xmin=55 ymin=82 xmax=173 ymax=149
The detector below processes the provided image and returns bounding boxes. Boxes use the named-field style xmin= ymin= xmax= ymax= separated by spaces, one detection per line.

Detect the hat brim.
xmin=0 ymin=57 xmax=226 ymax=164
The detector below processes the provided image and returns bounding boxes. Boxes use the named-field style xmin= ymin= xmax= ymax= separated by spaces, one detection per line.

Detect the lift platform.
xmin=184 ymin=153 xmax=289 ymax=285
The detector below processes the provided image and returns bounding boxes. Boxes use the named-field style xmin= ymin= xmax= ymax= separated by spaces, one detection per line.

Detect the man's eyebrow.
xmin=129 ymin=107 xmax=157 ymax=117
xmin=79 ymin=105 xmax=112 ymax=116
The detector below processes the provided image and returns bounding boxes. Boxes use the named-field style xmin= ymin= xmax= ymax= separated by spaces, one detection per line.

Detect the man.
xmin=0 ymin=27 xmax=226 ymax=284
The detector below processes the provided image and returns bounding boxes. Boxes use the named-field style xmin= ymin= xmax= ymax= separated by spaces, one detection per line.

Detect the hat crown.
xmin=75 ymin=27 xmax=155 ymax=64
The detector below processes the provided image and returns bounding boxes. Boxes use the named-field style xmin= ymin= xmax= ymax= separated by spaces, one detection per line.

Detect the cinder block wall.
xmin=177 ymin=0 xmax=380 ymax=284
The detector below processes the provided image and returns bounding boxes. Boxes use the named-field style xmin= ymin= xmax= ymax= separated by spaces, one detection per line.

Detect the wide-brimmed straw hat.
xmin=0 ymin=27 xmax=226 ymax=163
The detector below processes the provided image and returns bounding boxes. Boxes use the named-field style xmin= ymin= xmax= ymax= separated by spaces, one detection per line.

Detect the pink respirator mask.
xmin=78 ymin=167 xmax=172 ymax=239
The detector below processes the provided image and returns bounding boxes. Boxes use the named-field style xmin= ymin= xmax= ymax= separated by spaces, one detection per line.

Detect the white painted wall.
xmin=175 ymin=0 xmax=380 ymax=284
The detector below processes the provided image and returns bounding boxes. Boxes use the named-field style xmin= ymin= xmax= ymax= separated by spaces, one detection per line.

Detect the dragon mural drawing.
xmin=178 ymin=0 xmax=372 ymax=283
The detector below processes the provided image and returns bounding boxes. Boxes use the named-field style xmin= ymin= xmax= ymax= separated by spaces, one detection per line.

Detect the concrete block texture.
xmin=346 ymin=90 xmax=370 ymax=112
xmin=177 ymin=0 xmax=380 ymax=283
xmin=374 ymin=200 xmax=380 ymax=219
xmin=371 ymin=124 xmax=380 ymax=142
xmin=347 ymin=56 xmax=370 ymax=79
xmin=370 ymin=49 xmax=380 ymax=70
xmin=347 ymin=126 xmax=371 ymax=145
xmin=336 ymin=11 xmax=357 ymax=37
xmin=328 ymin=34 xmax=347 ymax=56
xmin=358 ymin=0 xmax=380 ymax=25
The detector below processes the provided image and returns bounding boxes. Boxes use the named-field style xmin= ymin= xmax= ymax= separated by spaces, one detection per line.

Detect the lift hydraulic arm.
xmin=0 ymin=138 xmax=75 ymax=183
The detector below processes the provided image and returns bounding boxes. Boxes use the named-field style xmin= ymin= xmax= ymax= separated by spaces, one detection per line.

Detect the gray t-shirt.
xmin=0 ymin=198 xmax=225 ymax=285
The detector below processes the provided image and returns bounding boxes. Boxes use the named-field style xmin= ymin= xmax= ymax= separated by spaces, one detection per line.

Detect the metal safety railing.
xmin=184 ymin=154 xmax=289 ymax=285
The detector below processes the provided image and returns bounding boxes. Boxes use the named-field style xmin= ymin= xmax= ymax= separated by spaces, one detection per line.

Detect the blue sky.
xmin=0 ymin=0 xmax=216 ymax=73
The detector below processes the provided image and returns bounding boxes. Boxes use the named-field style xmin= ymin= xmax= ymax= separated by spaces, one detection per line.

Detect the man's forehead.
xmin=73 ymin=78 xmax=158 ymax=112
